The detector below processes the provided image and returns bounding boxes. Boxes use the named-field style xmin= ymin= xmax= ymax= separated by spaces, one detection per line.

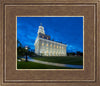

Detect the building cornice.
xmin=39 ymin=38 xmax=67 ymax=46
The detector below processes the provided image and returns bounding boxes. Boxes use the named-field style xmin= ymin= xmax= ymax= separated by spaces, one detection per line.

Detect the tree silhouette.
xmin=17 ymin=40 xmax=37 ymax=58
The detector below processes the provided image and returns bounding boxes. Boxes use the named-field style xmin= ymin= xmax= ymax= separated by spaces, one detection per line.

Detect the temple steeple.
xmin=38 ymin=23 xmax=45 ymax=34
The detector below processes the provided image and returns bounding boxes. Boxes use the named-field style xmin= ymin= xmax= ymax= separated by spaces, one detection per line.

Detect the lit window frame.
xmin=42 ymin=43 xmax=44 ymax=46
xmin=50 ymin=44 xmax=52 ymax=47
xmin=46 ymin=43 xmax=48 ymax=47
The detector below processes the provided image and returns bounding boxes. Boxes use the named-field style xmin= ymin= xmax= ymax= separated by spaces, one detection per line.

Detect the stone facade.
xmin=34 ymin=25 xmax=67 ymax=56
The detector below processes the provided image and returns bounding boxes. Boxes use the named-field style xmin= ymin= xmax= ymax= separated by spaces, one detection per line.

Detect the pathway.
xmin=28 ymin=57 xmax=83 ymax=69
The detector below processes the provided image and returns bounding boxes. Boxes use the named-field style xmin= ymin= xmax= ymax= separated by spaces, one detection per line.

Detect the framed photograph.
xmin=0 ymin=0 xmax=100 ymax=86
xmin=17 ymin=16 xmax=83 ymax=70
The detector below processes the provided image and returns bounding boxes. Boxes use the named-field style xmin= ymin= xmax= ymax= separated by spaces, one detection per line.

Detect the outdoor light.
xmin=25 ymin=46 xmax=28 ymax=62
xmin=25 ymin=46 xmax=28 ymax=50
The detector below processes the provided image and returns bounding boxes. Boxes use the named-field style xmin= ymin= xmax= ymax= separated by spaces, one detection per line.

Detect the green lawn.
xmin=32 ymin=56 xmax=83 ymax=65
xmin=17 ymin=61 xmax=72 ymax=69
xmin=17 ymin=56 xmax=83 ymax=69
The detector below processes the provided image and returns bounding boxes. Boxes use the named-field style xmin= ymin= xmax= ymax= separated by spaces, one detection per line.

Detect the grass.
xmin=31 ymin=56 xmax=83 ymax=65
xmin=17 ymin=61 xmax=73 ymax=69
xmin=17 ymin=56 xmax=83 ymax=69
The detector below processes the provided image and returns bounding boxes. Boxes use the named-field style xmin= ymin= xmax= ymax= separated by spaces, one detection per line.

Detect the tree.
xmin=17 ymin=40 xmax=38 ymax=58
xmin=17 ymin=40 xmax=26 ymax=57
xmin=76 ymin=51 xmax=83 ymax=56
xmin=17 ymin=40 xmax=22 ymax=47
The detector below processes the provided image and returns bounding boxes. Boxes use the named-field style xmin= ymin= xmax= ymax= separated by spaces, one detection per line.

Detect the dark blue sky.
xmin=17 ymin=17 xmax=83 ymax=53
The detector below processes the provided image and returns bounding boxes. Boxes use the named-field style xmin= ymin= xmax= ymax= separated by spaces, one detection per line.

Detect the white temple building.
xmin=34 ymin=24 xmax=67 ymax=56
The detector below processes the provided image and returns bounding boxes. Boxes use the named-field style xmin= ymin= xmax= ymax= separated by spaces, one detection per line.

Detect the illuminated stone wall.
xmin=35 ymin=38 xmax=67 ymax=56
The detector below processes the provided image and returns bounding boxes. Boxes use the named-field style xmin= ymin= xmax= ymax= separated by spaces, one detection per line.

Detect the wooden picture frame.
xmin=0 ymin=0 xmax=100 ymax=86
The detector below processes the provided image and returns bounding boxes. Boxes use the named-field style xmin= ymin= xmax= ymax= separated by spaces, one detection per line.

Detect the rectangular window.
xmin=46 ymin=44 xmax=48 ymax=47
xmin=42 ymin=43 xmax=44 ymax=46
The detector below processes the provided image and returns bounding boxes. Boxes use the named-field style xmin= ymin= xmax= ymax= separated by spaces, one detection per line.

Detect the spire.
xmin=37 ymin=23 xmax=45 ymax=34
